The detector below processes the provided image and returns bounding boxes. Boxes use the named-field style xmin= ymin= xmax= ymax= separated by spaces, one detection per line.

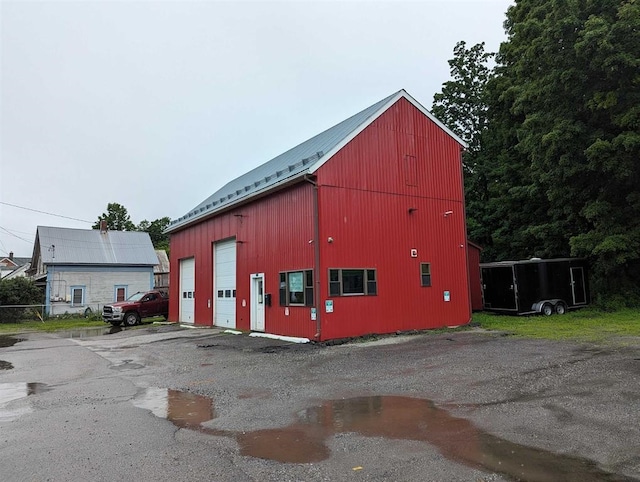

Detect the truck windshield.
xmin=127 ymin=292 xmax=146 ymax=301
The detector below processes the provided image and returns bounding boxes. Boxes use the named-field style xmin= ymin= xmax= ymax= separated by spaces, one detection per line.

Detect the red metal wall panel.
xmin=169 ymin=96 xmax=470 ymax=341
xmin=315 ymin=98 xmax=471 ymax=340
xmin=169 ymin=183 xmax=317 ymax=338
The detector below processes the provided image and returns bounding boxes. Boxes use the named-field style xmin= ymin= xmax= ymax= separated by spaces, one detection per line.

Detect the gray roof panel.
xmin=37 ymin=226 xmax=158 ymax=266
xmin=167 ymin=89 xmax=467 ymax=233
xmin=168 ymin=90 xmax=401 ymax=232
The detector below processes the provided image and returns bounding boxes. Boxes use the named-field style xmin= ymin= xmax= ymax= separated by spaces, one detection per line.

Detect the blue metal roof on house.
xmin=167 ymin=89 xmax=466 ymax=233
xmin=36 ymin=226 xmax=158 ymax=266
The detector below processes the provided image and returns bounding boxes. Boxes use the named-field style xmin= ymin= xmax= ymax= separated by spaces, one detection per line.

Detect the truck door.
xmin=140 ymin=293 xmax=158 ymax=318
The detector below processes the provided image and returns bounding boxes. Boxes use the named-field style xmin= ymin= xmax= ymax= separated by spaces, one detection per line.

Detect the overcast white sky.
xmin=1 ymin=0 xmax=511 ymax=257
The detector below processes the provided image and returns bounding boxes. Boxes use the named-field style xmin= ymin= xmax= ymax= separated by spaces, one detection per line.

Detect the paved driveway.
xmin=0 ymin=325 xmax=639 ymax=481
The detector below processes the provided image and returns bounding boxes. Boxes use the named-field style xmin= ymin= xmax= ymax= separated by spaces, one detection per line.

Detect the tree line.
xmin=431 ymin=0 xmax=639 ymax=305
xmin=93 ymin=202 xmax=170 ymax=252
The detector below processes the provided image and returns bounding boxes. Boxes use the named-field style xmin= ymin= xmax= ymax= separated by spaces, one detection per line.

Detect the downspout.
xmin=304 ymin=174 xmax=321 ymax=341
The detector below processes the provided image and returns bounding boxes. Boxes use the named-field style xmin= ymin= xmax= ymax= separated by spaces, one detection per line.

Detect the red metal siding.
xmin=316 ymin=98 xmax=471 ymax=340
xmin=467 ymin=243 xmax=483 ymax=311
xmin=170 ymin=96 xmax=470 ymax=341
xmin=169 ymin=183 xmax=317 ymax=338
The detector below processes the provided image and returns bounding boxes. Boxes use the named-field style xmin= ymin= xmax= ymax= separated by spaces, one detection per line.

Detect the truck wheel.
xmin=541 ymin=303 xmax=554 ymax=316
xmin=555 ymin=302 xmax=567 ymax=315
xmin=124 ymin=312 xmax=140 ymax=326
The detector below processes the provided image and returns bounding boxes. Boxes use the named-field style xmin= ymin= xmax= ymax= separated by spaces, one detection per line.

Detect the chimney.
xmin=9 ymin=251 xmax=13 ymax=260
xmin=100 ymin=220 xmax=108 ymax=233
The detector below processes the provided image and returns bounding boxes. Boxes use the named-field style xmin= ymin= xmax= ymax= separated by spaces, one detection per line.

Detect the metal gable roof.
xmin=167 ymin=89 xmax=466 ymax=233
xmin=36 ymin=226 xmax=158 ymax=266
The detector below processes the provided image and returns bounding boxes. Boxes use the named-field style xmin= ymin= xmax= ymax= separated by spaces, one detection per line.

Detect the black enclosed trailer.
xmin=480 ymin=258 xmax=589 ymax=315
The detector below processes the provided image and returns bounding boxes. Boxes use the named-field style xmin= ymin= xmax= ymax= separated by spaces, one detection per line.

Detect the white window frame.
xmin=70 ymin=286 xmax=85 ymax=307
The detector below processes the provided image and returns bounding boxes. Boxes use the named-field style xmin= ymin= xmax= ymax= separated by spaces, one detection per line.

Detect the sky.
xmin=1 ymin=0 xmax=511 ymax=258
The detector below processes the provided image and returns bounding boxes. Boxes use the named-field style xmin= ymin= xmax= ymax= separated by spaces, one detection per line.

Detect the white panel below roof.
xmin=214 ymin=239 xmax=236 ymax=329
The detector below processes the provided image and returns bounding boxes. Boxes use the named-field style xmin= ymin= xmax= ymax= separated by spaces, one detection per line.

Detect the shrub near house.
xmin=0 ymin=277 xmax=43 ymax=323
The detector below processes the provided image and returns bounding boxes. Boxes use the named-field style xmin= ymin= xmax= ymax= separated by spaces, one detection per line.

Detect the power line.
xmin=0 ymin=226 xmax=33 ymax=244
xmin=0 ymin=201 xmax=93 ymax=223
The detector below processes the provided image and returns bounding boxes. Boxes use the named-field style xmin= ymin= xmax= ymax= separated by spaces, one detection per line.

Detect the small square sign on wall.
xmin=444 ymin=291 xmax=451 ymax=302
xmin=325 ymin=300 xmax=334 ymax=313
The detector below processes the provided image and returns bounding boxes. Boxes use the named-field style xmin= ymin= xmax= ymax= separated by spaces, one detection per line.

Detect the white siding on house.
xmin=48 ymin=269 xmax=152 ymax=316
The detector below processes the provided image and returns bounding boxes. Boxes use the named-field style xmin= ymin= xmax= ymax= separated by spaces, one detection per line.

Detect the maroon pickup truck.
xmin=102 ymin=290 xmax=169 ymax=326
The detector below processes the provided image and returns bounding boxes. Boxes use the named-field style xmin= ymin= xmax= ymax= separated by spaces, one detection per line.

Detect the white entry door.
xmin=250 ymin=273 xmax=265 ymax=332
xmin=179 ymin=257 xmax=195 ymax=324
xmin=214 ymin=239 xmax=236 ymax=328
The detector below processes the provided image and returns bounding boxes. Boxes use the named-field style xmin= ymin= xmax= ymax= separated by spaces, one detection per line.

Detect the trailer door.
xmin=570 ymin=267 xmax=587 ymax=305
xmin=482 ymin=266 xmax=517 ymax=311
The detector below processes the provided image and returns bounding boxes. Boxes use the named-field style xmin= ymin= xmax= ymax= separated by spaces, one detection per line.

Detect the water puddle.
xmin=133 ymin=390 xmax=633 ymax=481
xmin=56 ymin=326 xmax=122 ymax=339
xmin=0 ymin=382 xmax=50 ymax=422
xmin=133 ymin=387 xmax=214 ymax=426
xmin=0 ymin=335 xmax=25 ymax=348
xmin=0 ymin=360 xmax=13 ymax=370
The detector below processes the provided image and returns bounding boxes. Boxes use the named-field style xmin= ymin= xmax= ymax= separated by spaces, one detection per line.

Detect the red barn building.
xmin=166 ymin=90 xmax=471 ymax=341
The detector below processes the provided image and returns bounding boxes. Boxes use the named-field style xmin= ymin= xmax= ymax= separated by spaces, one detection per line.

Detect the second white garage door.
xmin=214 ymin=238 xmax=236 ymax=328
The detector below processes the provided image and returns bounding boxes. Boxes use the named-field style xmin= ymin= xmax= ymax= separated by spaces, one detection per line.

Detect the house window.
xmin=115 ymin=286 xmax=127 ymax=302
xmin=421 ymin=263 xmax=432 ymax=287
xmin=70 ymin=286 xmax=85 ymax=307
xmin=279 ymin=270 xmax=313 ymax=306
xmin=328 ymin=269 xmax=377 ymax=296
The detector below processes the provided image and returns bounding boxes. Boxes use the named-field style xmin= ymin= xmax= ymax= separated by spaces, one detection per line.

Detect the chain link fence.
xmin=0 ymin=305 xmax=106 ymax=323
xmin=0 ymin=304 xmax=47 ymax=323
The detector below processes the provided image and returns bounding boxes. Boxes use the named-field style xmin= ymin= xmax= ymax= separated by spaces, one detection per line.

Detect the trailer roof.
xmin=480 ymin=258 xmax=586 ymax=268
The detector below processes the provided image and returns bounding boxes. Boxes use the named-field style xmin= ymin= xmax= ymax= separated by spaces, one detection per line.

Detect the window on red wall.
xmin=329 ymin=269 xmax=377 ymax=296
xmin=279 ymin=270 xmax=313 ymax=306
xmin=421 ymin=263 xmax=432 ymax=287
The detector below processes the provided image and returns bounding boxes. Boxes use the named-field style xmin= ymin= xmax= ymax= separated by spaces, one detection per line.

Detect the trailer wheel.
xmin=555 ymin=302 xmax=567 ymax=315
xmin=541 ymin=303 xmax=554 ymax=316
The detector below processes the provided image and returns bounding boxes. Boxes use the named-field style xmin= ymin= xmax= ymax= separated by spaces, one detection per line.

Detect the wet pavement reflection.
xmin=0 ymin=360 xmax=13 ymax=370
xmin=0 ymin=335 xmax=25 ymax=348
xmin=134 ymin=389 xmax=635 ymax=481
xmin=56 ymin=325 xmax=122 ymax=339
xmin=0 ymin=382 xmax=50 ymax=422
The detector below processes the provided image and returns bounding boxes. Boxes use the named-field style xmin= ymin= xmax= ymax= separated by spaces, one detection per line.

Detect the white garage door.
xmin=214 ymin=239 xmax=236 ymax=328
xmin=179 ymin=257 xmax=195 ymax=324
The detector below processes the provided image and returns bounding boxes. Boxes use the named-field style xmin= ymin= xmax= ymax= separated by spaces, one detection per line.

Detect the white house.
xmin=0 ymin=252 xmax=30 ymax=279
xmin=29 ymin=225 xmax=159 ymax=316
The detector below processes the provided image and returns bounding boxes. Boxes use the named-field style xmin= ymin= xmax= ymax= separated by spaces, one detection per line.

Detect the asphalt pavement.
xmin=0 ymin=323 xmax=639 ymax=482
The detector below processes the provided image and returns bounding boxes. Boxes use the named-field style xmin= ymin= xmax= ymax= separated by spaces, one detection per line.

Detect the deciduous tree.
xmin=93 ymin=203 xmax=136 ymax=231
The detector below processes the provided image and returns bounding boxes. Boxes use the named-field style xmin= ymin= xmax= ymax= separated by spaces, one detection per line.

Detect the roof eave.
xmin=166 ymin=171 xmax=309 ymax=234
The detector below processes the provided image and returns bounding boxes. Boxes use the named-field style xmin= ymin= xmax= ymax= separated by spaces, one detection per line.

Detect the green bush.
xmin=0 ymin=278 xmax=44 ymax=323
